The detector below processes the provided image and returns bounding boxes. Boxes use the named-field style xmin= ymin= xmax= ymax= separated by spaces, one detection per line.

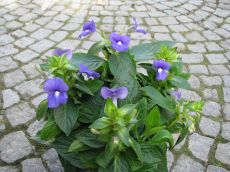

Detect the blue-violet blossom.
xmin=79 ymin=64 xmax=100 ymax=80
xmin=110 ymin=32 xmax=130 ymax=52
xmin=78 ymin=20 xmax=96 ymax=39
xmin=101 ymin=86 xmax=128 ymax=106
xmin=44 ymin=77 xmax=69 ymax=108
xmin=132 ymin=17 xmax=146 ymax=34
xmin=153 ymin=60 xmax=171 ymax=81
xmin=171 ymin=90 xmax=181 ymax=101
xmin=53 ymin=48 xmax=72 ymax=60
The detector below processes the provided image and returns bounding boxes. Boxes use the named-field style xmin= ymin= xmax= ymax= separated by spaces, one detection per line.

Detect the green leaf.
xmin=142 ymin=86 xmax=175 ymax=112
xmin=70 ymin=53 xmax=105 ymax=70
xmin=118 ymin=127 xmax=130 ymax=146
xmin=68 ymin=139 xmax=84 ymax=152
xmin=118 ymin=104 xmax=137 ymax=116
xmin=104 ymin=99 xmax=117 ymax=118
xmin=175 ymin=125 xmax=189 ymax=146
xmin=129 ymin=138 xmax=143 ymax=162
xmin=54 ymin=102 xmax=79 ymax=136
xmin=84 ymin=80 xmax=104 ymax=93
xmin=148 ymin=129 xmax=173 ymax=149
xmin=76 ymin=129 xmax=104 ymax=148
xmin=88 ymin=41 xmax=105 ymax=55
xmin=96 ymin=142 xmax=114 ymax=168
xmin=39 ymin=63 xmax=49 ymax=71
xmin=136 ymin=98 xmax=148 ymax=126
xmin=75 ymin=83 xmax=94 ymax=96
xmin=109 ymin=156 xmax=131 ymax=172
xmin=36 ymin=100 xmax=48 ymax=120
xmin=170 ymin=76 xmax=191 ymax=89
xmin=130 ymin=41 xmax=175 ymax=62
xmin=90 ymin=117 xmax=112 ymax=129
xmin=109 ymin=54 xmax=138 ymax=100
xmin=145 ymin=106 xmax=161 ymax=132
xmin=38 ymin=119 xmax=61 ymax=140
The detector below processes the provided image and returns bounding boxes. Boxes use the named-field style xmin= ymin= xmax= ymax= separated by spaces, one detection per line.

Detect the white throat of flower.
xmin=117 ymin=41 xmax=122 ymax=45
xmin=82 ymin=73 xmax=94 ymax=81
xmin=158 ymin=68 xmax=163 ymax=73
xmin=54 ymin=91 xmax=60 ymax=98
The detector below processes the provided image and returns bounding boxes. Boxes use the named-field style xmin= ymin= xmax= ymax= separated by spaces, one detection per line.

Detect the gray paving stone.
xmin=14 ymin=37 xmax=36 ymax=48
xmin=203 ymin=88 xmax=219 ymax=101
xmin=185 ymin=31 xmax=206 ymax=42
xmin=208 ymin=65 xmax=230 ymax=75
xmin=0 ymin=166 xmax=18 ymax=172
xmin=215 ymin=143 xmax=230 ymax=165
xmin=180 ymin=89 xmax=201 ymax=101
xmin=11 ymin=29 xmax=27 ymax=38
xmin=45 ymin=20 xmax=64 ymax=30
xmin=167 ymin=151 xmax=174 ymax=170
xmin=23 ymin=23 xmax=40 ymax=32
xmin=13 ymin=49 xmax=38 ymax=63
xmin=160 ymin=16 xmax=179 ymax=25
xmin=6 ymin=20 xmax=23 ymax=29
xmin=30 ymin=39 xmax=55 ymax=53
xmin=42 ymin=149 xmax=64 ymax=172
xmin=206 ymin=165 xmax=229 ymax=172
xmin=189 ymin=65 xmax=209 ymax=74
xmin=27 ymin=120 xmax=45 ymax=137
xmin=187 ymin=43 xmax=206 ymax=53
xmin=223 ymin=87 xmax=230 ymax=103
xmin=21 ymin=158 xmax=47 ymax=172
xmin=222 ymin=122 xmax=230 ymax=140
xmin=223 ymin=104 xmax=230 ymax=120
xmin=2 ymin=89 xmax=20 ymax=108
xmin=171 ymin=154 xmax=205 ymax=172
xmin=31 ymin=94 xmax=47 ymax=107
xmin=0 ymin=34 xmax=14 ymax=45
xmin=15 ymin=79 xmax=43 ymax=99
xmin=0 ymin=131 xmax=32 ymax=163
xmin=6 ymin=102 xmax=35 ymax=127
xmin=205 ymin=42 xmax=224 ymax=51
xmin=206 ymin=54 xmax=228 ymax=64
xmin=223 ymin=76 xmax=230 ymax=87
xmin=3 ymin=69 xmax=26 ymax=87
xmin=181 ymin=54 xmax=204 ymax=64
xmin=49 ymin=31 xmax=68 ymax=42
xmin=57 ymin=39 xmax=81 ymax=50
xmin=0 ymin=116 xmax=6 ymax=132
xmin=188 ymin=133 xmax=214 ymax=161
xmin=200 ymin=75 xmax=222 ymax=86
xmin=0 ymin=44 xmax=18 ymax=57
xmin=188 ymin=75 xmax=200 ymax=89
xmin=203 ymin=101 xmax=221 ymax=117
xmin=199 ymin=117 xmax=220 ymax=137
xmin=30 ymin=28 xmax=52 ymax=40
xmin=154 ymin=33 xmax=172 ymax=41
xmin=0 ymin=56 xmax=18 ymax=72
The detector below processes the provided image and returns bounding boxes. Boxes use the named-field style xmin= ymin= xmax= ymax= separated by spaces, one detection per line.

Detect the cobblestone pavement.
xmin=0 ymin=0 xmax=230 ymax=171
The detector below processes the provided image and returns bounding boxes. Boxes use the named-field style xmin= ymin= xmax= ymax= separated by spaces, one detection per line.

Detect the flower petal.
xmin=156 ymin=70 xmax=168 ymax=81
xmin=114 ymin=87 xmax=128 ymax=99
xmin=171 ymin=90 xmax=181 ymax=100
xmin=58 ymin=92 xmax=68 ymax=104
xmin=111 ymin=43 xmax=129 ymax=52
xmin=110 ymin=32 xmax=119 ymax=44
xmin=132 ymin=17 xmax=138 ymax=29
xmin=153 ymin=60 xmax=170 ymax=70
xmin=47 ymin=93 xmax=59 ymax=108
xmin=136 ymin=28 xmax=147 ymax=34
xmin=83 ymin=20 xmax=96 ymax=32
xmin=101 ymin=87 xmax=113 ymax=99
xmin=78 ymin=30 xmax=91 ymax=38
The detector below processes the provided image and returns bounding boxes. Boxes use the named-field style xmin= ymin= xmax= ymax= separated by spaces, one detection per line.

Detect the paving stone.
xmin=203 ymin=101 xmax=221 ymax=117
xmin=172 ymin=33 xmax=187 ymax=42
xmin=205 ymin=42 xmax=223 ymax=51
xmin=2 ymin=89 xmax=20 ymax=108
xmin=21 ymin=158 xmax=47 ymax=172
xmin=215 ymin=143 xmax=230 ymax=165
xmin=14 ymin=36 xmax=36 ymax=48
xmin=31 ymin=94 xmax=47 ymax=107
xmin=45 ymin=21 xmax=64 ymax=30
xmin=206 ymin=54 xmax=228 ymax=64
xmin=150 ymin=26 xmax=169 ymax=33
xmin=188 ymin=75 xmax=200 ymax=89
xmin=27 ymin=120 xmax=45 ymax=137
xmin=206 ymin=165 xmax=229 ymax=172
xmin=222 ymin=122 xmax=230 ymax=140
xmin=30 ymin=39 xmax=55 ymax=53
xmin=0 ymin=56 xmax=18 ymax=72
xmin=57 ymin=39 xmax=81 ymax=50
xmin=0 ymin=166 xmax=18 ymax=172
xmin=6 ymin=102 xmax=35 ymax=126
xmin=160 ymin=16 xmax=179 ymax=25
xmin=169 ymin=24 xmax=188 ymax=32
xmin=0 ymin=34 xmax=14 ymax=45
xmin=0 ymin=116 xmax=6 ymax=132
xmin=6 ymin=20 xmax=23 ymax=29
xmin=200 ymin=75 xmax=222 ymax=86
xmin=188 ymin=133 xmax=214 ymax=161
xmin=185 ymin=31 xmax=206 ymax=41
xmin=42 ymin=149 xmax=64 ymax=172
xmin=223 ymin=75 xmax=230 ymax=87
xmin=203 ymin=88 xmax=219 ymax=101
xmin=171 ymin=154 xmax=205 ymax=172
xmin=11 ymin=29 xmax=27 ymax=37
xmin=223 ymin=104 xmax=230 ymax=120
xmin=223 ymin=87 xmax=230 ymax=103
xmin=15 ymin=79 xmax=43 ymax=99
xmin=167 ymin=151 xmax=174 ymax=170
xmin=49 ymin=31 xmax=68 ymax=42
xmin=187 ymin=43 xmax=206 ymax=53
xmin=180 ymin=89 xmax=201 ymax=101
xmin=154 ymin=33 xmax=172 ymax=41
xmin=0 ymin=44 xmax=18 ymax=57
xmin=181 ymin=54 xmax=204 ymax=64
xmin=208 ymin=65 xmax=230 ymax=75
xmin=30 ymin=28 xmax=52 ymax=40
xmin=23 ymin=23 xmax=40 ymax=32
xmin=0 ymin=131 xmax=32 ymax=163
xmin=13 ymin=49 xmax=38 ymax=63
xmin=199 ymin=117 xmax=220 ymax=137
xmin=3 ymin=69 xmax=26 ymax=87
xmin=189 ymin=65 xmax=209 ymax=74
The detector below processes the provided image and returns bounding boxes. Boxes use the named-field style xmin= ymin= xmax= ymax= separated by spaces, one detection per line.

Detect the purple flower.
xmin=101 ymin=86 xmax=128 ymax=106
xmin=44 ymin=77 xmax=69 ymax=108
xmin=110 ymin=32 xmax=130 ymax=52
xmin=171 ymin=90 xmax=181 ymax=101
xmin=132 ymin=17 xmax=146 ymax=34
xmin=53 ymin=49 xmax=72 ymax=60
xmin=79 ymin=64 xmax=100 ymax=80
xmin=153 ymin=60 xmax=171 ymax=81
xmin=78 ymin=20 xmax=96 ymax=39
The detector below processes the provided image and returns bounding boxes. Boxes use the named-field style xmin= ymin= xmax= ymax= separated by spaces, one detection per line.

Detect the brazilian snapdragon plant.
xmin=36 ymin=19 xmax=203 ymax=172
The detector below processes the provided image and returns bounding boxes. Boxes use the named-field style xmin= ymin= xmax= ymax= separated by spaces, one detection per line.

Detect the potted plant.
xmin=35 ymin=19 xmax=203 ymax=172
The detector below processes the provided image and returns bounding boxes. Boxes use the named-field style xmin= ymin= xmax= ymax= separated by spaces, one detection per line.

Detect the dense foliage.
xmin=36 ymin=20 xmax=203 ymax=172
